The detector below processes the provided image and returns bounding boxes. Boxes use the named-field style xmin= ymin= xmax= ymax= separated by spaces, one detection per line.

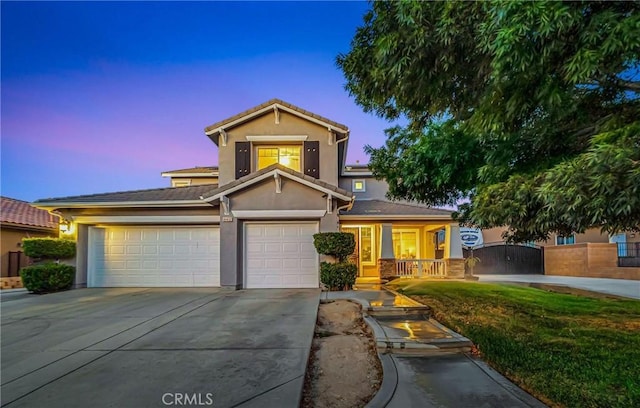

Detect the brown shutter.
xmin=235 ymin=142 xmax=250 ymax=179
xmin=304 ymin=141 xmax=320 ymax=178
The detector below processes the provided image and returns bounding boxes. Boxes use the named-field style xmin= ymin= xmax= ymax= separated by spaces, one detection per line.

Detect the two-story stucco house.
xmin=34 ymin=99 xmax=465 ymax=289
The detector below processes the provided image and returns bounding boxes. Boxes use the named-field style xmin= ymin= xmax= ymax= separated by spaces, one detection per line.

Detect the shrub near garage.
xmin=313 ymin=232 xmax=357 ymax=290
xmin=20 ymin=263 xmax=75 ymax=294
xmin=20 ymin=238 xmax=76 ymax=293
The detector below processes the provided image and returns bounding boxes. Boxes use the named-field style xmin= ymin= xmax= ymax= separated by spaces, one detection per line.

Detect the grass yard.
xmin=388 ymin=280 xmax=640 ymax=408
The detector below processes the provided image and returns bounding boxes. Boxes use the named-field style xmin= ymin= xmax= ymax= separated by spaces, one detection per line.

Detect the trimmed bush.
xmin=22 ymin=238 xmax=76 ymax=260
xmin=313 ymin=232 xmax=355 ymax=262
xmin=320 ymin=262 xmax=357 ymax=291
xmin=20 ymin=263 xmax=75 ymax=294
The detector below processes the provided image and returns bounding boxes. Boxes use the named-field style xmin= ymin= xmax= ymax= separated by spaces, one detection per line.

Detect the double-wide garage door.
xmin=245 ymin=223 xmax=319 ymax=288
xmin=88 ymin=226 xmax=220 ymax=287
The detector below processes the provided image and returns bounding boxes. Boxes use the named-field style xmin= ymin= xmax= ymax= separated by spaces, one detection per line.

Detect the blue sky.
xmin=1 ymin=1 xmax=396 ymax=201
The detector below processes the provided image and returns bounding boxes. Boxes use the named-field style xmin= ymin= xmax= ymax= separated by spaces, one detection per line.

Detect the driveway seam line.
xmin=1 ymin=293 xmax=225 ymax=406
xmin=229 ymin=374 xmax=304 ymax=408
xmin=1 ymin=292 xmax=217 ymax=386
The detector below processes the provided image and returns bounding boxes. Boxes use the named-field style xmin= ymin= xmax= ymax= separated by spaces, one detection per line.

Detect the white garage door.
xmin=88 ymin=226 xmax=220 ymax=287
xmin=245 ymin=223 xmax=319 ymax=288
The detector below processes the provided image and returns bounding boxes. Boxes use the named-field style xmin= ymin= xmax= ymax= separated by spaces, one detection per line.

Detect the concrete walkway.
xmin=478 ymin=274 xmax=640 ymax=299
xmin=327 ymin=289 xmax=547 ymax=407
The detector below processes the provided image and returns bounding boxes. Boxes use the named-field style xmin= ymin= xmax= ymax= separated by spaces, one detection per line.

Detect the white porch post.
xmin=444 ymin=223 xmax=465 ymax=278
xmin=378 ymin=223 xmax=396 ymax=279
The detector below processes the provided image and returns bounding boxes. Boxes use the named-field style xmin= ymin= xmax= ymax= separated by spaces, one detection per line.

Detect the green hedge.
xmin=20 ymin=263 xmax=75 ymax=294
xmin=320 ymin=262 xmax=357 ymax=291
xmin=313 ymin=232 xmax=355 ymax=262
xmin=22 ymin=238 xmax=76 ymax=259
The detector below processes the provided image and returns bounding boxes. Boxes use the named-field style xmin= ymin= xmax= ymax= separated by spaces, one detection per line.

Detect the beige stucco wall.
xmin=338 ymin=177 xmax=389 ymax=201
xmin=170 ymin=178 xmax=218 ymax=187
xmin=217 ymin=110 xmax=340 ymax=186
xmin=230 ymin=178 xmax=328 ymax=212
xmin=1 ymin=226 xmax=57 ymax=277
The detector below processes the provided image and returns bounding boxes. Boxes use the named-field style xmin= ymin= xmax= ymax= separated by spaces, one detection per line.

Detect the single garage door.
xmin=245 ymin=222 xmax=319 ymax=288
xmin=88 ymin=226 xmax=220 ymax=287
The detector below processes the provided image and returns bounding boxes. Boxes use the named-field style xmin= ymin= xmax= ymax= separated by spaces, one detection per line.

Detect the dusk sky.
xmin=1 ymin=1 xmax=398 ymax=202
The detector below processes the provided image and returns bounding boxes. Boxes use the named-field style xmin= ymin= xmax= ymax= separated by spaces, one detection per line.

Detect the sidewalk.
xmin=477 ymin=274 xmax=640 ymax=299
xmin=327 ymin=289 xmax=547 ymax=408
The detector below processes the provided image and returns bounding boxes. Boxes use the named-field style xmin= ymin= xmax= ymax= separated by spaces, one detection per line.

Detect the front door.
xmin=341 ymin=227 xmax=361 ymax=276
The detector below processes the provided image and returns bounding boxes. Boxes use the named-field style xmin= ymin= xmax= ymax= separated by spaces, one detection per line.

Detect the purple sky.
xmin=1 ymin=1 xmax=398 ymax=202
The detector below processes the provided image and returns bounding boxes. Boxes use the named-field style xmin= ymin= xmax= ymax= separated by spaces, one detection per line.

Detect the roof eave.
xmin=32 ymin=200 xmax=214 ymax=210
xmin=339 ymin=214 xmax=453 ymax=221
xmin=202 ymin=168 xmax=352 ymax=203
xmin=204 ymin=102 xmax=349 ymax=138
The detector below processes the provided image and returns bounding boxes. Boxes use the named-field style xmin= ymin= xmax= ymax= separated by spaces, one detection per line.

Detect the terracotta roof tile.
xmin=1 ymin=196 xmax=59 ymax=229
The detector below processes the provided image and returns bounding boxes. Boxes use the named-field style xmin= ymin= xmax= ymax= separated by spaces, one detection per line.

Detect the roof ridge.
xmin=204 ymin=98 xmax=348 ymax=134
xmin=35 ymin=183 xmax=218 ymax=203
xmin=0 ymin=196 xmax=30 ymax=203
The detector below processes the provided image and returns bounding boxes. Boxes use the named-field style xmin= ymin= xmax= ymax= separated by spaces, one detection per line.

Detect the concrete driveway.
xmin=477 ymin=274 xmax=640 ymax=299
xmin=1 ymin=288 xmax=320 ymax=408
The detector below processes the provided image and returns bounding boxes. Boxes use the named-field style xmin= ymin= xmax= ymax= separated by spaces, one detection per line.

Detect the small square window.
xmin=352 ymin=179 xmax=366 ymax=192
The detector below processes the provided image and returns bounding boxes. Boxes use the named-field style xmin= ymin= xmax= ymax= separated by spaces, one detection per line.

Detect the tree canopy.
xmin=337 ymin=0 xmax=640 ymax=242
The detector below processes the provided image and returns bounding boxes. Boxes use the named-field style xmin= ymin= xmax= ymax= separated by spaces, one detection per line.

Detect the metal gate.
xmin=463 ymin=244 xmax=544 ymax=275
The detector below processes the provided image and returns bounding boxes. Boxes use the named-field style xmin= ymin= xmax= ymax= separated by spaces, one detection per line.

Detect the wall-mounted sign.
xmin=222 ymin=216 xmax=233 ymax=222
xmin=460 ymin=228 xmax=483 ymax=248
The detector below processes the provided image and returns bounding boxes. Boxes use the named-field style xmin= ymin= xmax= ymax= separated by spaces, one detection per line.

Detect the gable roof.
xmin=161 ymin=166 xmax=219 ymax=178
xmin=33 ymin=165 xmax=353 ymax=210
xmin=1 ymin=196 xmax=59 ymax=230
xmin=33 ymin=184 xmax=219 ymax=209
xmin=204 ymin=99 xmax=349 ymax=144
xmin=202 ymin=163 xmax=353 ymax=203
xmin=341 ymin=199 xmax=453 ymax=220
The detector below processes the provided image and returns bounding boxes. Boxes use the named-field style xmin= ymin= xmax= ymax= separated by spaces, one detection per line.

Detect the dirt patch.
xmin=301 ymin=300 xmax=382 ymax=408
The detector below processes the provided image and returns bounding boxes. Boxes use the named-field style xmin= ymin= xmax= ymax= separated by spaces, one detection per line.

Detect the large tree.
xmin=337 ymin=1 xmax=640 ymax=242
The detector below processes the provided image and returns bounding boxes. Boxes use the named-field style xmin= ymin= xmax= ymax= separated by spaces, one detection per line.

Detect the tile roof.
xmin=33 ymin=165 xmax=351 ymax=206
xmin=342 ymin=199 xmax=454 ymax=217
xmin=204 ymin=98 xmax=349 ymax=134
xmin=161 ymin=166 xmax=218 ymax=175
xmin=34 ymin=184 xmax=219 ymax=204
xmin=1 ymin=196 xmax=59 ymax=229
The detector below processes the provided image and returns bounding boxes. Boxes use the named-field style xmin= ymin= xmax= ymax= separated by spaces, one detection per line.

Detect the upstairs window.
xmin=257 ymin=146 xmax=301 ymax=172
xmin=556 ymin=235 xmax=575 ymax=245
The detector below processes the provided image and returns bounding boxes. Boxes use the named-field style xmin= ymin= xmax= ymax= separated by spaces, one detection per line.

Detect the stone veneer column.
xmin=378 ymin=223 xmax=396 ymax=279
xmin=444 ymin=224 xmax=465 ymax=278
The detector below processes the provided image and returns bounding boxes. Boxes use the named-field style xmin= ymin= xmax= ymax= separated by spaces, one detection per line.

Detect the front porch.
xmin=341 ymin=221 xmax=466 ymax=281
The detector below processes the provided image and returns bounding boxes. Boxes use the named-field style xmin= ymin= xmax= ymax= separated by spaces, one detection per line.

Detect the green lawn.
xmin=388 ymin=280 xmax=640 ymax=408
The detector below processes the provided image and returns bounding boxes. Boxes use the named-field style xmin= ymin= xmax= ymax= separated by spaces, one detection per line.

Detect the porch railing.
xmin=396 ymin=259 xmax=446 ymax=278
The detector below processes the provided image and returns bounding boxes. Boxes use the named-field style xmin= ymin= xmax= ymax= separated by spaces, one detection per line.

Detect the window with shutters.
xmin=256 ymin=146 xmax=301 ymax=172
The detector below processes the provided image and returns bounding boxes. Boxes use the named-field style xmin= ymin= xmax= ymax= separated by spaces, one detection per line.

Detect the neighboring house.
xmin=1 ymin=196 xmax=59 ymax=287
xmin=34 ymin=99 xmax=464 ymax=289
xmin=161 ymin=166 xmax=219 ymax=187
xmin=481 ymin=227 xmax=640 ymax=248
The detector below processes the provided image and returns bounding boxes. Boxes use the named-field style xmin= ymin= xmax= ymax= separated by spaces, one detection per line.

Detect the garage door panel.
xmin=89 ymin=226 xmax=220 ymax=287
xmin=245 ymin=223 xmax=318 ymax=289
